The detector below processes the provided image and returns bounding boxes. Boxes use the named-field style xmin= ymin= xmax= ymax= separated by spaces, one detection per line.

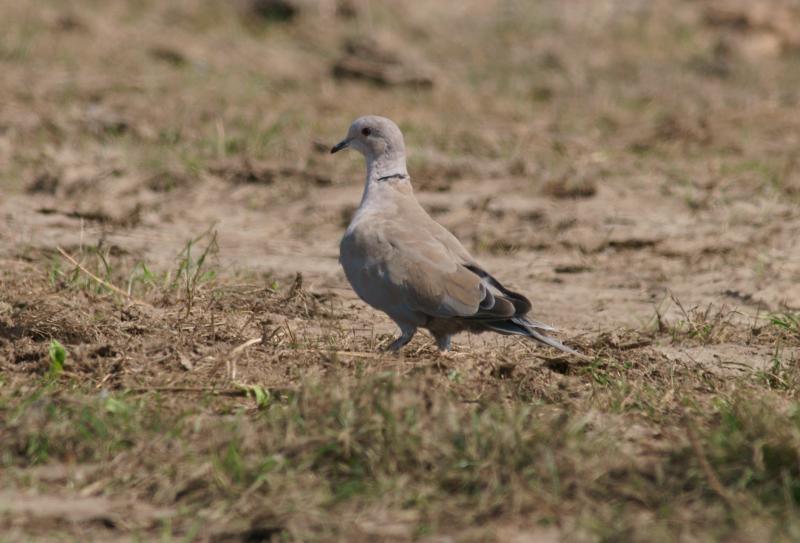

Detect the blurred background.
xmin=1 ymin=0 xmax=799 ymax=318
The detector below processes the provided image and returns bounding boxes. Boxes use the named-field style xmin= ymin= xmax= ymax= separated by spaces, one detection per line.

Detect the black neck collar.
xmin=377 ymin=173 xmax=408 ymax=182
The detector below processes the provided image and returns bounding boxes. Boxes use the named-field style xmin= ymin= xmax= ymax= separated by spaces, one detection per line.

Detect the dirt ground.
xmin=2 ymin=0 xmax=800 ymax=541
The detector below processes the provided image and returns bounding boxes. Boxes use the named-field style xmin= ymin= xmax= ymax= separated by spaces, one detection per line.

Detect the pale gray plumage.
xmin=332 ymin=115 xmax=581 ymax=356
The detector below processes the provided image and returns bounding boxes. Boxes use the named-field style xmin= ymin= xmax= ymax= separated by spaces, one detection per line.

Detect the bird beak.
xmin=330 ymin=138 xmax=350 ymax=154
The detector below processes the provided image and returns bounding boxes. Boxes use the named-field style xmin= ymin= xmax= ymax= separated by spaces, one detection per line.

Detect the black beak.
xmin=330 ymin=139 xmax=350 ymax=154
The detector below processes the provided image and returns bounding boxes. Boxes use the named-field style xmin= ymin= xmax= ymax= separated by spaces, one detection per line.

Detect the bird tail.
xmin=484 ymin=317 xmax=586 ymax=358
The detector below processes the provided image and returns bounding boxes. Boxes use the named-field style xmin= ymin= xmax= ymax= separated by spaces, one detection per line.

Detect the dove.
xmin=331 ymin=115 xmax=582 ymax=356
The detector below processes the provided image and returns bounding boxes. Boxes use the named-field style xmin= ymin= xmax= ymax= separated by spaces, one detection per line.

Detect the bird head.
xmin=330 ymin=115 xmax=406 ymax=161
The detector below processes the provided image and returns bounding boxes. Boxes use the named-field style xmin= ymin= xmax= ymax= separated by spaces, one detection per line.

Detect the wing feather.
xmin=380 ymin=222 xmax=526 ymax=321
xmin=343 ymin=196 xmax=540 ymax=325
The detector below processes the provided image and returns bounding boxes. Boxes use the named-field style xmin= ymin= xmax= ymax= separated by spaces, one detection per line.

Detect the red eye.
xmin=361 ymin=127 xmax=372 ymax=136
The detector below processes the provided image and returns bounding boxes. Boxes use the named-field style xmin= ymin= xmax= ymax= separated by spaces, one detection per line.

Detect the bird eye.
xmin=361 ymin=127 xmax=372 ymax=136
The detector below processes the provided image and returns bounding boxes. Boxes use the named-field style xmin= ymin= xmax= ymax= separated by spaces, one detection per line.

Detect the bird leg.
xmin=434 ymin=334 xmax=452 ymax=352
xmin=384 ymin=325 xmax=417 ymax=352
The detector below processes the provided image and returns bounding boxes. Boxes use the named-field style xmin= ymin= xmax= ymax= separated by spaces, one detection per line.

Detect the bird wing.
xmin=379 ymin=215 xmax=526 ymax=322
xmin=341 ymin=185 xmax=546 ymax=326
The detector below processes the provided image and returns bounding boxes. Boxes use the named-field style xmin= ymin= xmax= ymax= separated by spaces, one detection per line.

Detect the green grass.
xmin=50 ymin=228 xmax=220 ymax=310
xmin=3 ymin=372 xmax=800 ymax=540
xmin=47 ymin=340 xmax=66 ymax=379
xmin=770 ymin=313 xmax=800 ymax=338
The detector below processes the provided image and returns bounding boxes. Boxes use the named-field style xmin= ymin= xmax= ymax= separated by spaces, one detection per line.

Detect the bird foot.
xmin=382 ymin=329 xmax=416 ymax=352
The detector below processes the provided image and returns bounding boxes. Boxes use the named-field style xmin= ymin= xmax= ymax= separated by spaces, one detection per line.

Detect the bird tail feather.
xmin=484 ymin=317 xmax=585 ymax=358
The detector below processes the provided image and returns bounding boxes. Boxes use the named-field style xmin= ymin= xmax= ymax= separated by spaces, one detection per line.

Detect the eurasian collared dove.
xmin=331 ymin=115 xmax=582 ymax=356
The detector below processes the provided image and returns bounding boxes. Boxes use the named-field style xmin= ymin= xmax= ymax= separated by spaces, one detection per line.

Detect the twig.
xmin=227 ymin=337 xmax=262 ymax=381
xmin=126 ymin=386 xmax=294 ymax=396
xmin=617 ymin=339 xmax=653 ymax=351
xmin=230 ymin=337 xmax=262 ymax=356
xmin=57 ymin=246 xmax=151 ymax=307
xmin=278 ymin=348 xmax=385 ymax=359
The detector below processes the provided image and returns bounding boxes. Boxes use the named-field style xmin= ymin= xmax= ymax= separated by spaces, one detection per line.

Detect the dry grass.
xmin=2 ymin=0 xmax=800 ymax=540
